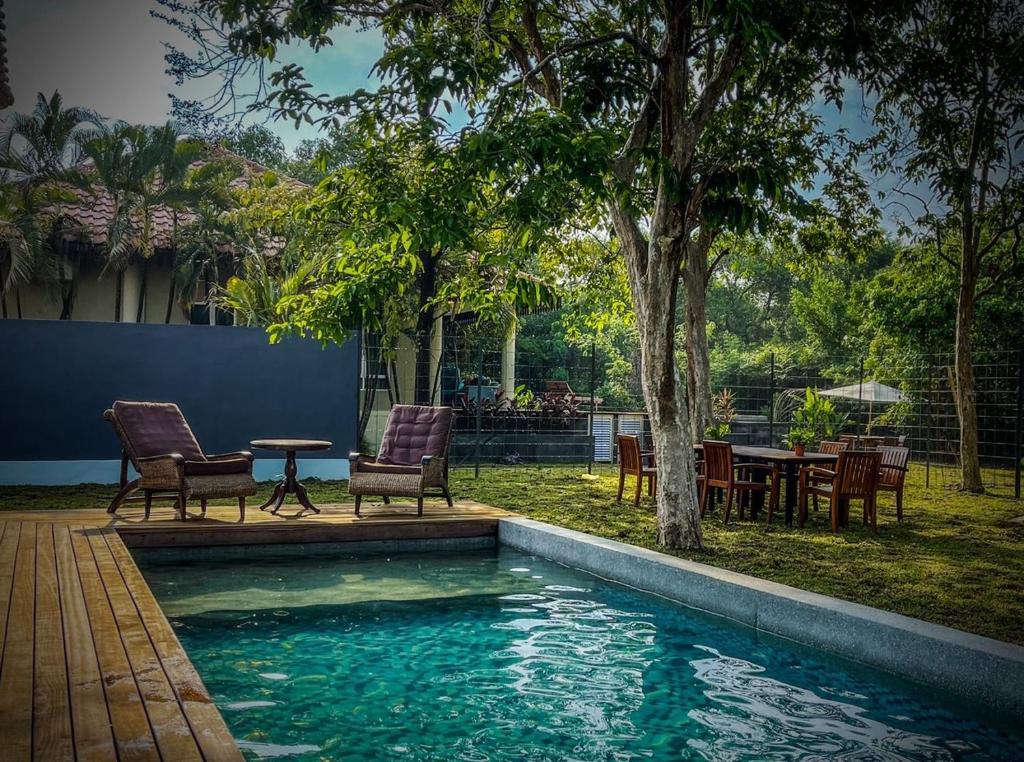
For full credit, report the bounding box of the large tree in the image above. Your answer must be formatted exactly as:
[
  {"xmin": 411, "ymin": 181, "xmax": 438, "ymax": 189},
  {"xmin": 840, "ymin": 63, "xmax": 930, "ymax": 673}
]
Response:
[
  {"xmin": 866, "ymin": 0, "xmax": 1024, "ymax": 492},
  {"xmin": 164, "ymin": 0, "xmax": 901, "ymax": 548}
]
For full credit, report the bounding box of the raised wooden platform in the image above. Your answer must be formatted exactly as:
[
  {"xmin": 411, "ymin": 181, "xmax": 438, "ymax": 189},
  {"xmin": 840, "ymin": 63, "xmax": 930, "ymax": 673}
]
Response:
[{"xmin": 0, "ymin": 500, "xmax": 510, "ymax": 760}]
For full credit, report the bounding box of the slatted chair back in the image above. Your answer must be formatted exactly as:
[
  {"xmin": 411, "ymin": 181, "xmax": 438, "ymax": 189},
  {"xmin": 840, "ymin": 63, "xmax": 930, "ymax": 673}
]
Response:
[
  {"xmin": 617, "ymin": 435, "xmax": 642, "ymax": 473},
  {"xmin": 878, "ymin": 446, "xmax": 910, "ymax": 488},
  {"xmin": 702, "ymin": 440, "xmax": 734, "ymax": 485},
  {"xmin": 834, "ymin": 450, "xmax": 882, "ymax": 498},
  {"xmin": 838, "ymin": 434, "xmax": 858, "ymax": 450},
  {"xmin": 818, "ymin": 440, "xmax": 848, "ymax": 455}
]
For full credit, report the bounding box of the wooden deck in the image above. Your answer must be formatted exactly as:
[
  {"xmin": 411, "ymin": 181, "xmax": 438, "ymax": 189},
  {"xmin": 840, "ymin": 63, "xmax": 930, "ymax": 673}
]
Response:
[{"xmin": 0, "ymin": 500, "xmax": 510, "ymax": 760}]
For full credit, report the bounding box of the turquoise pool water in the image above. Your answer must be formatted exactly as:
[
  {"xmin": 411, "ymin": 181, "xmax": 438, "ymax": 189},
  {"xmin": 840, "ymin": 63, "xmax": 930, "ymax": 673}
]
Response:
[{"xmin": 136, "ymin": 545, "xmax": 1021, "ymax": 760}]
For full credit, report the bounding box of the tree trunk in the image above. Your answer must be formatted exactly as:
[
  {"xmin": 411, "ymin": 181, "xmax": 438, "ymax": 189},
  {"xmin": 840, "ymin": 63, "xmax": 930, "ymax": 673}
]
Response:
[
  {"xmin": 610, "ymin": 205, "xmax": 702, "ymax": 550},
  {"xmin": 165, "ymin": 273, "xmax": 176, "ymax": 324},
  {"xmin": 59, "ymin": 251, "xmax": 78, "ymax": 320},
  {"xmin": 683, "ymin": 233, "xmax": 713, "ymax": 441},
  {"xmin": 954, "ymin": 264, "xmax": 984, "ymax": 493},
  {"xmin": 166, "ymin": 213, "xmax": 179, "ymax": 323},
  {"xmin": 135, "ymin": 259, "xmax": 149, "ymax": 323},
  {"xmin": 113, "ymin": 270, "xmax": 123, "ymax": 322},
  {"xmin": 413, "ymin": 251, "xmax": 438, "ymax": 405}
]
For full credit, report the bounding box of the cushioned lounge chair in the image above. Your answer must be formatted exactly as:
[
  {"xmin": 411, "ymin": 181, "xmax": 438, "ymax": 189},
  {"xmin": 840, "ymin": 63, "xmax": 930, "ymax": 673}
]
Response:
[
  {"xmin": 104, "ymin": 401, "xmax": 257, "ymax": 521},
  {"xmin": 348, "ymin": 404, "xmax": 454, "ymax": 516}
]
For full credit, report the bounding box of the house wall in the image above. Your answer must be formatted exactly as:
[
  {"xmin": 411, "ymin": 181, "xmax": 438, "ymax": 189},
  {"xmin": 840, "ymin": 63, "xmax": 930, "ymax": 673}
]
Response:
[
  {"xmin": 3, "ymin": 259, "xmax": 191, "ymax": 325},
  {"xmin": 144, "ymin": 265, "xmax": 190, "ymax": 324},
  {"xmin": 0, "ymin": 319, "xmax": 359, "ymax": 485}
]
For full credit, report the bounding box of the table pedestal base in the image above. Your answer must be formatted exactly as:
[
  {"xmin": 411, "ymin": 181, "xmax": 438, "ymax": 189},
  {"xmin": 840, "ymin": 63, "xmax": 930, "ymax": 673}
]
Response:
[{"xmin": 258, "ymin": 450, "xmax": 320, "ymax": 514}]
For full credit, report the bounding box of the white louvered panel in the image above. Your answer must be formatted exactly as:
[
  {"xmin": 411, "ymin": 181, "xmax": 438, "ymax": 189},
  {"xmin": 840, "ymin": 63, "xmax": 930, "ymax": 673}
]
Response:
[
  {"xmin": 618, "ymin": 414, "xmax": 644, "ymax": 437},
  {"xmin": 592, "ymin": 414, "xmax": 613, "ymax": 462}
]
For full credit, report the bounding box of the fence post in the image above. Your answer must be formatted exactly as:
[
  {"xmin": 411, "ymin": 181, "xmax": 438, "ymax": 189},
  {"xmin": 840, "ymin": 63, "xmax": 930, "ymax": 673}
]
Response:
[
  {"xmin": 475, "ymin": 346, "xmax": 483, "ymax": 479},
  {"xmin": 1015, "ymin": 348, "xmax": 1023, "ymax": 499},
  {"xmin": 354, "ymin": 329, "xmax": 363, "ymax": 452},
  {"xmin": 926, "ymin": 362, "xmax": 933, "ymax": 488},
  {"xmin": 768, "ymin": 352, "xmax": 776, "ymax": 446},
  {"xmin": 589, "ymin": 340, "xmax": 596, "ymax": 475}
]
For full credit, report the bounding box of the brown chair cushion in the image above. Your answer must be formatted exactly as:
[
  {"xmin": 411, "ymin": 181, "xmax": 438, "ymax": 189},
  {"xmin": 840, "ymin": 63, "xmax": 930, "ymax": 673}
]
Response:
[
  {"xmin": 184, "ymin": 458, "xmax": 250, "ymax": 476},
  {"xmin": 376, "ymin": 405, "xmax": 453, "ymax": 466},
  {"xmin": 113, "ymin": 401, "xmax": 205, "ymax": 461}
]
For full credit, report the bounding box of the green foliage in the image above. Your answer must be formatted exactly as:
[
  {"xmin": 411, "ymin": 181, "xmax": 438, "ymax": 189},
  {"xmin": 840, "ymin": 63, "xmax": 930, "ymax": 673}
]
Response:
[
  {"xmin": 790, "ymin": 387, "xmax": 849, "ymax": 443},
  {"xmin": 705, "ymin": 388, "xmax": 738, "ymax": 438},
  {"xmin": 0, "ymin": 91, "xmax": 98, "ymax": 308},
  {"xmin": 783, "ymin": 427, "xmax": 815, "ymax": 448},
  {"xmin": 220, "ymin": 124, "xmax": 288, "ymax": 170}
]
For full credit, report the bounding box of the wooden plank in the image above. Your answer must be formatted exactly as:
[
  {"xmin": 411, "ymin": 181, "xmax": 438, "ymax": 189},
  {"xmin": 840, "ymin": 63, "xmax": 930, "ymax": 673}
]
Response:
[
  {"xmin": 0, "ymin": 522, "xmax": 20, "ymax": 675},
  {"xmin": 70, "ymin": 525, "xmax": 160, "ymax": 762},
  {"xmin": 85, "ymin": 528, "xmax": 203, "ymax": 762},
  {"xmin": 54, "ymin": 525, "xmax": 117, "ymax": 762},
  {"xmin": 0, "ymin": 522, "xmax": 36, "ymax": 761},
  {"xmin": 33, "ymin": 524, "xmax": 74, "ymax": 761},
  {"xmin": 102, "ymin": 529, "xmax": 244, "ymax": 762},
  {"xmin": 0, "ymin": 500, "xmax": 511, "ymax": 526}
]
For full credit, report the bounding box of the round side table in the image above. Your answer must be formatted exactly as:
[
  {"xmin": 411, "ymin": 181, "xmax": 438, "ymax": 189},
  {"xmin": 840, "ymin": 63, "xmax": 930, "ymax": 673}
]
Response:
[{"xmin": 250, "ymin": 439, "xmax": 332, "ymax": 514}]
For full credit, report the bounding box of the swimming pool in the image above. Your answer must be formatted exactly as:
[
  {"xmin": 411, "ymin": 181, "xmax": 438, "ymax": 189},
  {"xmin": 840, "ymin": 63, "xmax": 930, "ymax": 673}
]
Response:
[{"xmin": 136, "ymin": 545, "xmax": 1021, "ymax": 760}]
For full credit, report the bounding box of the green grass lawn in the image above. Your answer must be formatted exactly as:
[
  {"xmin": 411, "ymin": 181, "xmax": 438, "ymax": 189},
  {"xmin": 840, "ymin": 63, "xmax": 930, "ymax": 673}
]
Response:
[{"xmin": 3, "ymin": 464, "xmax": 1022, "ymax": 645}]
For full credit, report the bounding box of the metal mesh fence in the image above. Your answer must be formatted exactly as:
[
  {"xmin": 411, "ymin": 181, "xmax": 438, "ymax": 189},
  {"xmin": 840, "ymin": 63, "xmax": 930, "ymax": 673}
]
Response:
[{"xmin": 359, "ymin": 327, "xmax": 1023, "ymax": 498}]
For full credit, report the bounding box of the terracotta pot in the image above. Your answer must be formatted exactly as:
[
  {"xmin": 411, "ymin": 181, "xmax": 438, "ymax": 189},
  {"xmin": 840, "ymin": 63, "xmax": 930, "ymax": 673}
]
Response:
[{"xmin": 794, "ymin": 443, "xmax": 806, "ymax": 457}]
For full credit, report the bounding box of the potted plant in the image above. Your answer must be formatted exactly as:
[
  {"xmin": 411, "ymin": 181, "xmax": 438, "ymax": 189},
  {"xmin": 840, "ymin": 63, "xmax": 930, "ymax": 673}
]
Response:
[
  {"xmin": 704, "ymin": 388, "xmax": 737, "ymax": 441},
  {"xmin": 784, "ymin": 427, "xmax": 814, "ymax": 457}
]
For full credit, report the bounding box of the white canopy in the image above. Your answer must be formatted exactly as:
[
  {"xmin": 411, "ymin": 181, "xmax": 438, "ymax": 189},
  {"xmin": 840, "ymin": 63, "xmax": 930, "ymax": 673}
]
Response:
[{"xmin": 819, "ymin": 380, "xmax": 907, "ymax": 404}]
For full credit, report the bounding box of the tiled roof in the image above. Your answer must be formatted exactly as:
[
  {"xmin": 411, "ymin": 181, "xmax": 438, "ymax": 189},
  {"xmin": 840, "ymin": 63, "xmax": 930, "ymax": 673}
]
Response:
[{"xmin": 57, "ymin": 145, "xmax": 305, "ymax": 251}]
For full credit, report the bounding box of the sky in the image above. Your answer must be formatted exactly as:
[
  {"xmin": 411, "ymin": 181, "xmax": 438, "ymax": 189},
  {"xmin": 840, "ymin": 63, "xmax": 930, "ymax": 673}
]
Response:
[
  {"xmin": 2, "ymin": 0, "xmax": 383, "ymax": 150},
  {"xmin": 1, "ymin": 0, "xmax": 918, "ymax": 227}
]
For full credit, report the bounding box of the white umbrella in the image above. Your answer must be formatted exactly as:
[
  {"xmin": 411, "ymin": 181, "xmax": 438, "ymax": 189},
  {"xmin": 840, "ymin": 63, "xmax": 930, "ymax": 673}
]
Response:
[
  {"xmin": 820, "ymin": 380, "xmax": 908, "ymax": 430},
  {"xmin": 819, "ymin": 381, "xmax": 907, "ymax": 405}
]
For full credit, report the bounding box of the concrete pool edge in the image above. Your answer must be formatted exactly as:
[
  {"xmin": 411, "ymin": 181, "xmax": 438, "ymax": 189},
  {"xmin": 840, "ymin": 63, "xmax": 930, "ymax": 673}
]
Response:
[{"xmin": 497, "ymin": 516, "xmax": 1024, "ymax": 717}]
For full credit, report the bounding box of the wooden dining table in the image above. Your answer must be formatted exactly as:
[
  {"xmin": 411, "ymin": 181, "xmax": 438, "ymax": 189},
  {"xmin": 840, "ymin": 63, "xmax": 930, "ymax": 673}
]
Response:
[{"xmin": 695, "ymin": 444, "xmax": 839, "ymax": 526}]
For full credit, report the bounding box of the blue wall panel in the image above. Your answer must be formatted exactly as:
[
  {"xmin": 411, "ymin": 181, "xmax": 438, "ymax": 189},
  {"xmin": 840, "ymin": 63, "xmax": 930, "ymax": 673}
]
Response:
[{"xmin": 0, "ymin": 320, "xmax": 358, "ymax": 481}]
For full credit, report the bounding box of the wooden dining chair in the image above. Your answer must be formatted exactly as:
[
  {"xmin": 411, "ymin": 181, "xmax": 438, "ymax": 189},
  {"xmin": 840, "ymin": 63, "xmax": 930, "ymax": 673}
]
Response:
[
  {"xmin": 700, "ymin": 441, "xmax": 780, "ymax": 524},
  {"xmin": 799, "ymin": 450, "xmax": 883, "ymax": 532},
  {"xmin": 819, "ymin": 440, "xmax": 849, "ymax": 455},
  {"xmin": 616, "ymin": 435, "xmax": 656, "ymax": 506},
  {"xmin": 877, "ymin": 446, "xmax": 910, "ymax": 521},
  {"xmin": 808, "ymin": 440, "xmax": 849, "ymax": 512},
  {"xmin": 838, "ymin": 434, "xmax": 858, "ymax": 449}
]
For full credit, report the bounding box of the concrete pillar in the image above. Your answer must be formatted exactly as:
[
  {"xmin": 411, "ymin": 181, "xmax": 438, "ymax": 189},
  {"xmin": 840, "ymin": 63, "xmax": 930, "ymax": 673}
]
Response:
[
  {"xmin": 120, "ymin": 264, "xmax": 142, "ymax": 323},
  {"xmin": 501, "ymin": 326, "xmax": 516, "ymax": 395}
]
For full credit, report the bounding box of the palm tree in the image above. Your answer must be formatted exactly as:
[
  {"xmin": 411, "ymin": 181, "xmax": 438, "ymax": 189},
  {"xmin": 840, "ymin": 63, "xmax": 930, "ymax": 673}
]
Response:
[
  {"xmin": 165, "ymin": 156, "xmax": 240, "ymax": 323},
  {"xmin": 0, "ymin": 91, "xmax": 98, "ymax": 317},
  {"xmin": 80, "ymin": 122, "xmax": 204, "ymax": 321}
]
